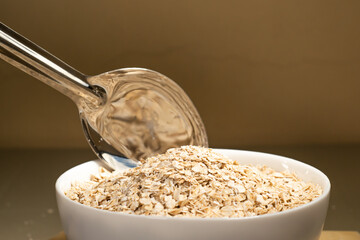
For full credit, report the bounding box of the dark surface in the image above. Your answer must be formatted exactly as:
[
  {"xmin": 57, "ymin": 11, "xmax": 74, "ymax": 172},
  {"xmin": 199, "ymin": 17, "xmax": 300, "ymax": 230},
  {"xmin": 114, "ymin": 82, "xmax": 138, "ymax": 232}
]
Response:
[
  {"xmin": 0, "ymin": 149, "xmax": 94, "ymax": 240},
  {"xmin": 0, "ymin": 146, "xmax": 359, "ymax": 239}
]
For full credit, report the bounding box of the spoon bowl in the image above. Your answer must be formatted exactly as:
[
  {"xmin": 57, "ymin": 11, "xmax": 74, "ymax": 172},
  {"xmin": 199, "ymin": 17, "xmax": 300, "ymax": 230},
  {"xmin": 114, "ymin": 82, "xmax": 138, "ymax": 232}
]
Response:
[{"xmin": 82, "ymin": 68, "xmax": 208, "ymax": 169}]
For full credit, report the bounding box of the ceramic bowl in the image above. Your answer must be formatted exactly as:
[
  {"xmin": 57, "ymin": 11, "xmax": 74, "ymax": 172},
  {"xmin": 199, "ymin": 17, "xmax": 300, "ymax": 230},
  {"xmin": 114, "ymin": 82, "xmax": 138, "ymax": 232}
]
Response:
[{"xmin": 56, "ymin": 149, "xmax": 330, "ymax": 240}]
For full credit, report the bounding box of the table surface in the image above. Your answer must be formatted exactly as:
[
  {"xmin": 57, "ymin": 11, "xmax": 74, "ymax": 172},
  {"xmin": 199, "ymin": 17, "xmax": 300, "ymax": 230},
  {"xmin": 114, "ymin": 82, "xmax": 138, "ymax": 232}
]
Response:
[
  {"xmin": 0, "ymin": 145, "xmax": 359, "ymax": 239},
  {"xmin": 49, "ymin": 231, "xmax": 360, "ymax": 240}
]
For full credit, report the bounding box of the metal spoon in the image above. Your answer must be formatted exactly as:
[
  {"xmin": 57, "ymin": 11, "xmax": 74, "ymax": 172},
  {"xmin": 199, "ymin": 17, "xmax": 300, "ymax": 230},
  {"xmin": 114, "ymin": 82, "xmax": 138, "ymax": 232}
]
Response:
[{"xmin": 0, "ymin": 22, "xmax": 208, "ymax": 170}]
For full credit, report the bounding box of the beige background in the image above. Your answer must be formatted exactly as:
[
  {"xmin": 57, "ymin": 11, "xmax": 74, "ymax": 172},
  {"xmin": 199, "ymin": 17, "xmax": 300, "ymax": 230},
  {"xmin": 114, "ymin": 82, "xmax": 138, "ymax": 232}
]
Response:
[
  {"xmin": 1, "ymin": 0, "xmax": 360, "ymax": 149},
  {"xmin": 1, "ymin": 2, "xmax": 360, "ymax": 237}
]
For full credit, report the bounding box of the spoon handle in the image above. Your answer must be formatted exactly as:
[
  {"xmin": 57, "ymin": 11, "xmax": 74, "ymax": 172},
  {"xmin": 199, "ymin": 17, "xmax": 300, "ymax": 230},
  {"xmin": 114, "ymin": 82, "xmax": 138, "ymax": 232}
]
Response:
[{"xmin": 0, "ymin": 22, "xmax": 102, "ymax": 105}]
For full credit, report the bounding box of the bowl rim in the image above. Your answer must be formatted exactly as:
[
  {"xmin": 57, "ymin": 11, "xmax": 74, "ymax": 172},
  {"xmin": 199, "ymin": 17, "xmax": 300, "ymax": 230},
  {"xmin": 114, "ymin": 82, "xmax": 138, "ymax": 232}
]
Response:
[{"xmin": 56, "ymin": 148, "xmax": 331, "ymax": 222}]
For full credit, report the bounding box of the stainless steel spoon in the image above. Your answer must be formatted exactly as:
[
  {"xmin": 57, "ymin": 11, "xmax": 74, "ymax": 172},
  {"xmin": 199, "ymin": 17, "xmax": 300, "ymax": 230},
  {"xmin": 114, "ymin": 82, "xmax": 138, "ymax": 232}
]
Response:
[{"xmin": 0, "ymin": 22, "xmax": 208, "ymax": 170}]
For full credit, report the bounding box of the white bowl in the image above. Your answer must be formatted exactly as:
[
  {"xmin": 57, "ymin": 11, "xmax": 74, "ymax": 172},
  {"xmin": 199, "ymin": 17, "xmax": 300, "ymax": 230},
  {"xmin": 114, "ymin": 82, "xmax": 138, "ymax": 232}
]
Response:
[{"xmin": 56, "ymin": 149, "xmax": 330, "ymax": 240}]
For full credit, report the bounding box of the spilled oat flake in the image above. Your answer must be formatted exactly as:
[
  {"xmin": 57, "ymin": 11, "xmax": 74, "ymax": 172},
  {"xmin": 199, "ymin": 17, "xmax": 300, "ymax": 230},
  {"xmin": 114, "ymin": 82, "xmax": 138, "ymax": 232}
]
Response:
[{"xmin": 65, "ymin": 146, "xmax": 322, "ymax": 218}]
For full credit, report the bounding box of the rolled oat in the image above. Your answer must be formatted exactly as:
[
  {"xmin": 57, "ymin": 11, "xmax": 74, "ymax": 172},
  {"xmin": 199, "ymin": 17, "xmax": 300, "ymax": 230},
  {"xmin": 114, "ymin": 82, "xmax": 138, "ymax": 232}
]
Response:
[{"xmin": 65, "ymin": 146, "xmax": 322, "ymax": 217}]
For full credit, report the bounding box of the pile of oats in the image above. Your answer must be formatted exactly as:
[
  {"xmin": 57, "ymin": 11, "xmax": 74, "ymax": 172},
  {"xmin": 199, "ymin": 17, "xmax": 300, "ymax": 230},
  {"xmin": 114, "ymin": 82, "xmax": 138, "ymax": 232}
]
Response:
[{"xmin": 65, "ymin": 146, "xmax": 322, "ymax": 218}]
